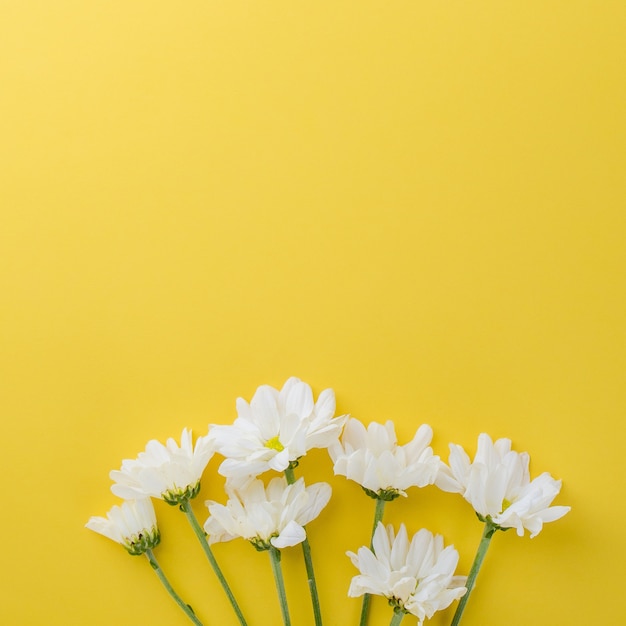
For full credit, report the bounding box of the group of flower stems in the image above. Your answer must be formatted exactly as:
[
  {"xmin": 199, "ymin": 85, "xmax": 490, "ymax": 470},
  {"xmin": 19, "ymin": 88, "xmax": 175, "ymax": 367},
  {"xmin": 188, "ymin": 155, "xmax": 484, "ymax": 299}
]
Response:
[
  {"xmin": 144, "ymin": 462, "xmax": 321, "ymax": 626},
  {"xmin": 146, "ymin": 472, "xmax": 491, "ymax": 626},
  {"xmin": 89, "ymin": 378, "xmax": 568, "ymax": 625}
]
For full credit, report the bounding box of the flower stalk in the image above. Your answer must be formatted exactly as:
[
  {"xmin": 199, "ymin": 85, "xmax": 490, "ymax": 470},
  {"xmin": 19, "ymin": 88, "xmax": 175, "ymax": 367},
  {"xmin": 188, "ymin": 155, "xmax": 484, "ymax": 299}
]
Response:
[
  {"xmin": 389, "ymin": 610, "xmax": 405, "ymax": 626},
  {"xmin": 180, "ymin": 500, "xmax": 248, "ymax": 626},
  {"xmin": 284, "ymin": 464, "xmax": 323, "ymax": 626},
  {"xmin": 358, "ymin": 497, "xmax": 386, "ymax": 626},
  {"xmin": 145, "ymin": 549, "xmax": 203, "ymax": 625},
  {"xmin": 269, "ymin": 546, "xmax": 292, "ymax": 626},
  {"xmin": 450, "ymin": 521, "xmax": 497, "ymax": 626},
  {"xmin": 370, "ymin": 498, "xmax": 386, "ymax": 547}
]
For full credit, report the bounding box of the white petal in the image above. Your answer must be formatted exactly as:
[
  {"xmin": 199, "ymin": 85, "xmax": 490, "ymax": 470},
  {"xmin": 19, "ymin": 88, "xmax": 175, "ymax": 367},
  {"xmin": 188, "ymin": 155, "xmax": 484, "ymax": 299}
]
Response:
[
  {"xmin": 285, "ymin": 381, "xmax": 314, "ymax": 418},
  {"xmin": 297, "ymin": 482, "xmax": 332, "ymax": 526},
  {"xmin": 272, "ymin": 520, "xmax": 306, "ymax": 548}
]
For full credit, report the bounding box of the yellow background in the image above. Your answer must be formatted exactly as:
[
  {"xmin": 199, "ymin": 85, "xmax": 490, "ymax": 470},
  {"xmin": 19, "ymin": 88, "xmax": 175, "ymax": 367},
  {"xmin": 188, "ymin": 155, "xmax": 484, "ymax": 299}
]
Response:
[{"xmin": 1, "ymin": 1, "xmax": 624, "ymax": 624}]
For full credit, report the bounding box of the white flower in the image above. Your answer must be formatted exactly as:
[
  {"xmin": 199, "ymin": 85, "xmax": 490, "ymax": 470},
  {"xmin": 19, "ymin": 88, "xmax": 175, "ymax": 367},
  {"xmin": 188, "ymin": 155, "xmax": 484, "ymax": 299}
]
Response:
[
  {"xmin": 110, "ymin": 428, "xmax": 214, "ymax": 505},
  {"xmin": 85, "ymin": 498, "xmax": 160, "ymax": 555},
  {"xmin": 436, "ymin": 433, "xmax": 570, "ymax": 537},
  {"xmin": 204, "ymin": 476, "xmax": 331, "ymax": 550},
  {"xmin": 329, "ymin": 418, "xmax": 440, "ymax": 500},
  {"xmin": 209, "ymin": 377, "xmax": 347, "ymax": 479},
  {"xmin": 347, "ymin": 523, "xmax": 466, "ymax": 624}
]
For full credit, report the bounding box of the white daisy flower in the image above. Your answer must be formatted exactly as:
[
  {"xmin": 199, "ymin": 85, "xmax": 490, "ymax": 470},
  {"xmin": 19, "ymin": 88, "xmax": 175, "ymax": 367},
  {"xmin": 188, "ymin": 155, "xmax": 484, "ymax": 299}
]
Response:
[
  {"xmin": 329, "ymin": 418, "xmax": 440, "ymax": 500},
  {"xmin": 110, "ymin": 428, "xmax": 214, "ymax": 505},
  {"xmin": 436, "ymin": 433, "xmax": 570, "ymax": 537},
  {"xmin": 209, "ymin": 377, "xmax": 347, "ymax": 479},
  {"xmin": 204, "ymin": 476, "xmax": 331, "ymax": 550},
  {"xmin": 86, "ymin": 498, "xmax": 160, "ymax": 555},
  {"xmin": 347, "ymin": 523, "xmax": 466, "ymax": 625}
]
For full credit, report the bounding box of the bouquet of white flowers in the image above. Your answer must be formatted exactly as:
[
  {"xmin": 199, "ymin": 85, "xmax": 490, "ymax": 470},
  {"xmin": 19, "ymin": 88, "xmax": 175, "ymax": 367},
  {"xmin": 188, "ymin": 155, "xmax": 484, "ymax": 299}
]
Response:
[{"xmin": 87, "ymin": 377, "xmax": 569, "ymax": 626}]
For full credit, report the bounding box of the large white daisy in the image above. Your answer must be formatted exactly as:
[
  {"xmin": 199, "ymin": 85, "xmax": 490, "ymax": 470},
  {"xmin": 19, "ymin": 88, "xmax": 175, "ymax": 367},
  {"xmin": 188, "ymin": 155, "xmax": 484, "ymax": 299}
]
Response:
[
  {"xmin": 436, "ymin": 433, "xmax": 570, "ymax": 537},
  {"xmin": 347, "ymin": 523, "xmax": 466, "ymax": 624},
  {"xmin": 204, "ymin": 476, "xmax": 331, "ymax": 550},
  {"xmin": 110, "ymin": 428, "xmax": 214, "ymax": 505},
  {"xmin": 329, "ymin": 418, "xmax": 440, "ymax": 500},
  {"xmin": 209, "ymin": 377, "xmax": 347, "ymax": 479}
]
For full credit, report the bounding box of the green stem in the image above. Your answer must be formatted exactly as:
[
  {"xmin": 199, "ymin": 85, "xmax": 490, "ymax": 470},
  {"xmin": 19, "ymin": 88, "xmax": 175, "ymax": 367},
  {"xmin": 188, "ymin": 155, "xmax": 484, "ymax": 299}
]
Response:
[
  {"xmin": 284, "ymin": 466, "xmax": 297, "ymax": 485},
  {"xmin": 450, "ymin": 522, "xmax": 497, "ymax": 626},
  {"xmin": 269, "ymin": 546, "xmax": 292, "ymax": 626},
  {"xmin": 369, "ymin": 498, "xmax": 386, "ymax": 547},
  {"xmin": 389, "ymin": 610, "xmax": 405, "ymax": 626},
  {"xmin": 284, "ymin": 465, "xmax": 323, "ymax": 626},
  {"xmin": 359, "ymin": 498, "xmax": 386, "ymax": 626},
  {"xmin": 181, "ymin": 501, "xmax": 248, "ymax": 626},
  {"xmin": 145, "ymin": 549, "xmax": 204, "ymax": 625}
]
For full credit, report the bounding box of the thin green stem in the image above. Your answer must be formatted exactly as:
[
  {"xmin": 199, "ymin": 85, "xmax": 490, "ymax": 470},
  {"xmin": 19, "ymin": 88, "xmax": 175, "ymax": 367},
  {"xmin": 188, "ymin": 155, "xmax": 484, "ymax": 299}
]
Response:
[
  {"xmin": 145, "ymin": 549, "xmax": 204, "ymax": 626},
  {"xmin": 450, "ymin": 522, "xmax": 496, "ymax": 626},
  {"xmin": 370, "ymin": 498, "xmax": 386, "ymax": 548},
  {"xmin": 389, "ymin": 610, "xmax": 405, "ymax": 626},
  {"xmin": 269, "ymin": 546, "xmax": 292, "ymax": 626},
  {"xmin": 284, "ymin": 466, "xmax": 297, "ymax": 485},
  {"xmin": 180, "ymin": 501, "xmax": 248, "ymax": 626},
  {"xmin": 359, "ymin": 498, "xmax": 386, "ymax": 626},
  {"xmin": 284, "ymin": 465, "xmax": 323, "ymax": 626}
]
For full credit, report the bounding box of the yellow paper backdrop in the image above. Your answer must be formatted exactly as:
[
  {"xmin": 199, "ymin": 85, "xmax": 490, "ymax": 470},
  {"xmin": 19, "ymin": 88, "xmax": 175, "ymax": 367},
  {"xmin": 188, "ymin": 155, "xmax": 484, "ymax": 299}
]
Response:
[{"xmin": 1, "ymin": 1, "xmax": 624, "ymax": 624}]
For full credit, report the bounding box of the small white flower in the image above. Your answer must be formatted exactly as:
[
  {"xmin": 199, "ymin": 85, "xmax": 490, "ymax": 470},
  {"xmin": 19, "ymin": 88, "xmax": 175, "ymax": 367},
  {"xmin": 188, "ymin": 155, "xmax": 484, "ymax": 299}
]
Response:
[
  {"xmin": 110, "ymin": 428, "xmax": 214, "ymax": 505},
  {"xmin": 329, "ymin": 418, "xmax": 440, "ymax": 500},
  {"xmin": 347, "ymin": 523, "xmax": 466, "ymax": 625},
  {"xmin": 436, "ymin": 433, "xmax": 570, "ymax": 537},
  {"xmin": 86, "ymin": 498, "xmax": 160, "ymax": 555},
  {"xmin": 209, "ymin": 377, "xmax": 347, "ymax": 479},
  {"xmin": 204, "ymin": 476, "xmax": 331, "ymax": 550}
]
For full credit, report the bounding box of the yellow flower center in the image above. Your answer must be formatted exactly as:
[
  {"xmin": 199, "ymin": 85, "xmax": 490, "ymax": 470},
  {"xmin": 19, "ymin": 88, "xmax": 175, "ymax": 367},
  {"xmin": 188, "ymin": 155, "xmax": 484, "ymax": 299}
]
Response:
[
  {"xmin": 501, "ymin": 498, "xmax": 512, "ymax": 512},
  {"xmin": 265, "ymin": 436, "xmax": 284, "ymax": 452}
]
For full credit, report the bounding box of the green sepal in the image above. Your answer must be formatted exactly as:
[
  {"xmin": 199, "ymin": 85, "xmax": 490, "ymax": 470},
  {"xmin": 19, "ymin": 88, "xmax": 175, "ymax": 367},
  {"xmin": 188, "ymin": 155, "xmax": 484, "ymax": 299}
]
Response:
[
  {"xmin": 124, "ymin": 527, "xmax": 161, "ymax": 556},
  {"xmin": 475, "ymin": 513, "xmax": 510, "ymax": 537},
  {"xmin": 250, "ymin": 535, "xmax": 278, "ymax": 552},
  {"xmin": 163, "ymin": 480, "xmax": 202, "ymax": 506},
  {"xmin": 387, "ymin": 596, "xmax": 409, "ymax": 613},
  {"xmin": 362, "ymin": 486, "xmax": 402, "ymax": 502}
]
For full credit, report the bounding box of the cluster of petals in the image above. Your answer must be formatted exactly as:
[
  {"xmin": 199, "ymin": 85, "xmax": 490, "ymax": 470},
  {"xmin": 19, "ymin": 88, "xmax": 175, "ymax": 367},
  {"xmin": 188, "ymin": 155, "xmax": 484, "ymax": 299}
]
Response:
[
  {"xmin": 209, "ymin": 377, "xmax": 347, "ymax": 479},
  {"xmin": 329, "ymin": 419, "xmax": 440, "ymax": 498},
  {"xmin": 110, "ymin": 428, "xmax": 214, "ymax": 504},
  {"xmin": 204, "ymin": 476, "xmax": 331, "ymax": 550},
  {"xmin": 347, "ymin": 523, "xmax": 466, "ymax": 624},
  {"xmin": 85, "ymin": 497, "xmax": 160, "ymax": 555},
  {"xmin": 436, "ymin": 433, "xmax": 570, "ymax": 537}
]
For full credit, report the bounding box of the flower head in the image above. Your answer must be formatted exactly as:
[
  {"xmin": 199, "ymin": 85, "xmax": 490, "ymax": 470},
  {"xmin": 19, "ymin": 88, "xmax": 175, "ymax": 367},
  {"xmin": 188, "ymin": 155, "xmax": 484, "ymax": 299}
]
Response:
[
  {"xmin": 86, "ymin": 498, "xmax": 160, "ymax": 555},
  {"xmin": 209, "ymin": 377, "xmax": 347, "ymax": 479},
  {"xmin": 329, "ymin": 419, "xmax": 440, "ymax": 500},
  {"xmin": 436, "ymin": 433, "xmax": 570, "ymax": 537},
  {"xmin": 110, "ymin": 428, "xmax": 213, "ymax": 505},
  {"xmin": 347, "ymin": 523, "xmax": 466, "ymax": 624},
  {"xmin": 204, "ymin": 476, "xmax": 331, "ymax": 550}
]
